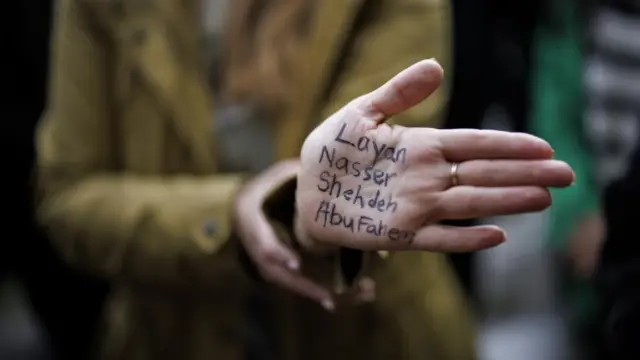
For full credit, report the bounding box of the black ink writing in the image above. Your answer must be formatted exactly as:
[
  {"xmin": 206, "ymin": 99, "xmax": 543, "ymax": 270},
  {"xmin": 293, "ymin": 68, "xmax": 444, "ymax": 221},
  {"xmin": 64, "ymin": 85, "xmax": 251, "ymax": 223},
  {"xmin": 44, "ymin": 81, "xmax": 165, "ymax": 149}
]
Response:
[
  {"xmin": 334, "ymin": 123, "xmax": 407, "ymax": 164},
  {"xmin": 314, "ymin": 201, "xmax": 414, "ymax": 243},
  {"xmin": 317, "ymin": 171, "xmax": 398, "ymax": 213},
  {"xmin": 312, "ymin": 122, "xmax": 411, "ymax": 244},
  {"xmin": 318, "ymin": 145, "xmax": 397, "ymax": 187}
]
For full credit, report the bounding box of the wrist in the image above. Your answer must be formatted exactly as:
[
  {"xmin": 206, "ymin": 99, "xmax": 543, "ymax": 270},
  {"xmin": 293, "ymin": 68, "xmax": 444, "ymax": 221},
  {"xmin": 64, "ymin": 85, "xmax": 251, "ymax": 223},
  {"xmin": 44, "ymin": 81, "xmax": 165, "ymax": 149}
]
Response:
[{"xmin": 294, "ymin": 212, "xmax": 338, "ymax": 255}]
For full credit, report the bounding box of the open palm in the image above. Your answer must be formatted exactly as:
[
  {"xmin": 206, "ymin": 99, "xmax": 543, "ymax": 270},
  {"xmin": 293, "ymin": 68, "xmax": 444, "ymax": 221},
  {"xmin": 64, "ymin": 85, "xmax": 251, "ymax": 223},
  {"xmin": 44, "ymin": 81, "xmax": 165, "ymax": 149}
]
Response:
[{"xmin": 296, "ymin": 60, "xmax": 574, "ymax": 252}]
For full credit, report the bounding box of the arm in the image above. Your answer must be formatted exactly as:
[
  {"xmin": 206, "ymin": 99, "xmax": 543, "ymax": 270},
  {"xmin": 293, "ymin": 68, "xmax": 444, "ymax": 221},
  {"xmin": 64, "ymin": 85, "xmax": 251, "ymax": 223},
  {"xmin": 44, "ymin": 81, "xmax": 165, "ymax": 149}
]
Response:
[
  {"xmin": 37, "ymin": 0, "xmax": 246, "ymax": 287},
  {"xmin": 321, "ymin": 0, "xmax": 452, "ymax": 128}
]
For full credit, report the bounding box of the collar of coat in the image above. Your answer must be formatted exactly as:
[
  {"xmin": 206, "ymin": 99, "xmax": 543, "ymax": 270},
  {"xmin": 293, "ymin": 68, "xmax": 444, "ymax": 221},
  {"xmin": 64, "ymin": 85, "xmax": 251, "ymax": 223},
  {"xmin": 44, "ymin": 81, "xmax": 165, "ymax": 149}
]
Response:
[{"xmin": 87, "ymin": 0, "xmax": 367, "ymax": 163}]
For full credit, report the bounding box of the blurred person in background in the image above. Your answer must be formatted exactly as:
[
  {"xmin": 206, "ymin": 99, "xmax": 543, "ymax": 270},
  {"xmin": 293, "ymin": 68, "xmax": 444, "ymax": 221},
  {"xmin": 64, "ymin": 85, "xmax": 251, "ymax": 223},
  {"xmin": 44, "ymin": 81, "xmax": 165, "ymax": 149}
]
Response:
[
  {"xmin": 443, "ymin": 0, "xmax": 548, "ymax": 303},
  {"xmin": 446, "ymin": 1, "xmax": 603, "ymax": 359},
  {"xmin": 589, "ymin": 0, "xmax": 640, "ymax": 359},
  {"xmin": 532, "ymin": 0, "xmax": 640, "ymax": 359},
  {"xmin": 35, "ymin": 0, "xmax": 475, "ymax": 359},
  {"xmin": 529, "ymin": 0, "xmax": 605, "ymax": 358},
  {"xmin": 445, "ymin": 3, "xmax": 581, "ymax": 360}
]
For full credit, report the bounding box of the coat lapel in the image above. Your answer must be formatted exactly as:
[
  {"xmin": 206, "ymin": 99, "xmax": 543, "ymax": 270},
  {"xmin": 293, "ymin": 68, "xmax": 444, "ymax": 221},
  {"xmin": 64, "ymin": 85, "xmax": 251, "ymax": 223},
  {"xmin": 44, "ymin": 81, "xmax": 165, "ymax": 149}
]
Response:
[
  {"xmin": 117, "ymin": 0, "xmax": 368, "ymax": 167},
  {"xmin": 121, "ymin": 0, "xmax": 215, "ymax": 172},
  {"xmin": 275, "ymin": 0, "xmax": 367, "ymax": 160}
]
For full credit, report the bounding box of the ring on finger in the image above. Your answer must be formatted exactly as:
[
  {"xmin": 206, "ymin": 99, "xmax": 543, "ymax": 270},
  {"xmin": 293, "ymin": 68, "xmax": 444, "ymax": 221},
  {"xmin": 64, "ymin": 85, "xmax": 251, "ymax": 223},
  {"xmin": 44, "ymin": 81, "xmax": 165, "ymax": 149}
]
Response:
[{"xmin": 450, "ymin": 162, "xmax": 460, "ymax": 187}]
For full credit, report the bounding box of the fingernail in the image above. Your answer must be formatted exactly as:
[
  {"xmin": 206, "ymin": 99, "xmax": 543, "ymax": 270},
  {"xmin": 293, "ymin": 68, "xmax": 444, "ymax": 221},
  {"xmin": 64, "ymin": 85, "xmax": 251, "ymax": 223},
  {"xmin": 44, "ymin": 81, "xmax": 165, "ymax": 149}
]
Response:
[
  {"xmin": 287, "ymin": 260, "xmax": 299, "ymax": 271},
  {"xmin": 321, "ymin": 299, "xmax": 335, "ymax": 312},
  {"xmin": 551, "ymin": 149, "xmax": 555, "ymax": 158}
]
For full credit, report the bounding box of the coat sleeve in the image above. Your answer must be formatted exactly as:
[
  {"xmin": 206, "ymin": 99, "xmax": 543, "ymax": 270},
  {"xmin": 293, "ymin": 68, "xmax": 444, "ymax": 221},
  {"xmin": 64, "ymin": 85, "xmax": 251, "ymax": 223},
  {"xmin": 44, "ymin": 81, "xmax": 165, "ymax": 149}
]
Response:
[
  {"xmin": 36, "ymin": 0, "xmax": 250, "ymax": 288},
  {"xmin": 321, "ymin": 0, "xmax": 452, "ymax": 128}
]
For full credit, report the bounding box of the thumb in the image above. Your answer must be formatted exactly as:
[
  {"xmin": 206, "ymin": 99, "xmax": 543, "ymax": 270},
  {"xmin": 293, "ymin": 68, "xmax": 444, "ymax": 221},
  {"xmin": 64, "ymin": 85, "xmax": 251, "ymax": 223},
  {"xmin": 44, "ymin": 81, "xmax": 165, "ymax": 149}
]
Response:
[
  {"xmin": 254, "ymin": 213, "xmax": 302, "ymax": 271},
  {"xmin": 357, "ymin": 59, "xmax": 443, "ymax": 123},
  {"xmin": 237, "ymin": 195, "xmax": 302, "ymax": 271}
]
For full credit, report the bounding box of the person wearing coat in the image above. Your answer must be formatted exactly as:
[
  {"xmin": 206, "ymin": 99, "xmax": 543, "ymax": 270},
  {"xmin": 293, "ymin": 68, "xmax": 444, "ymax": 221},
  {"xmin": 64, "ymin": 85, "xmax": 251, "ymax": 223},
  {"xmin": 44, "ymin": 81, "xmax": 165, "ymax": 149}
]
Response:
[{"xmin": 36, "ymin": 0, "xmax": 475, "ymax": 359}]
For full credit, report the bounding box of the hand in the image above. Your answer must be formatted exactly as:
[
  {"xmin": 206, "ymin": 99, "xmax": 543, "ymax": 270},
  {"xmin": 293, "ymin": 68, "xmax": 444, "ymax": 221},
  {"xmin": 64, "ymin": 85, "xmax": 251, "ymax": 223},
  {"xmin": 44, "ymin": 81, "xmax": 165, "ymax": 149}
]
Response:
[
  {"xmin": 234, "ymin": 160, "xmax": 373, "ymax": 311},
  {"xmin": 567, "ymin": 213, "xmax": 606, "ymax": 279},
  {"xmin": 296, "ymin": 59, "xmax": 575, "ymax": 252}
]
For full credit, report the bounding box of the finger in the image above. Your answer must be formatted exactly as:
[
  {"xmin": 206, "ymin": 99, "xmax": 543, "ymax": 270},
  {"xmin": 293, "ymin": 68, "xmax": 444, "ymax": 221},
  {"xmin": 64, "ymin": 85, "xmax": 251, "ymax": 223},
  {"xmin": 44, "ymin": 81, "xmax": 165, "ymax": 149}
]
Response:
[
  {"xmin": 249, "ymin": 212, "xmax": 302, "ymax": 271},
  {"xmin": 456, "ymin": 159, "xmax": 574, "ymax": 187},
  {"xmin": 265, "ymin": 265, "xmax": 335, "ymax": 311},
  {"xmin": 409, "ymin": 224, "xmax": 506, "ymax": 252},
  {"xmin": 264, "ymin": 240, "xmax": 301, "ymax": 271},
  {"xmin": 438, "ymin": 129, "xmax": 554, "ymax": 161},
  {"xmin": 436, "ymin": 186, "xmax": 552, "ymax": 220},
  {"xmin": 353, "ymin": 277, "xmax": 376, "ymax": 304},
  {"xmin": 355, "ymin": 59, "xmax": 444, "ymax": 122},
  {"xmin": 338, "ymin": 277, "xmax": 376, "ymax": 307}
]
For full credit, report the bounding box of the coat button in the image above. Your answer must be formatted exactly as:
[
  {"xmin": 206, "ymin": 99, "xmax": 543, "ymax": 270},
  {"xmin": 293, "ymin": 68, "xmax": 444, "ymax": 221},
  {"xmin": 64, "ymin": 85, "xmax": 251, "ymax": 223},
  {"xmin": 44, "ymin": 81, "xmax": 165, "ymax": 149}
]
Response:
[{"xmin": 203, "ymin": 219, "xmax": 218, "ymax": 237}]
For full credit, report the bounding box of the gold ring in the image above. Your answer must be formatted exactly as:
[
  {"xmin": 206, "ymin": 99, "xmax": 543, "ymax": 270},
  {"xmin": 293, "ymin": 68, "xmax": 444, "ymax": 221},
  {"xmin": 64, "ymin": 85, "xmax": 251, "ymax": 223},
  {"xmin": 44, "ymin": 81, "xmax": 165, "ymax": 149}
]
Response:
[{"xmin": 450, "ymin": 162, "xmax": 460, "ymax": 187}]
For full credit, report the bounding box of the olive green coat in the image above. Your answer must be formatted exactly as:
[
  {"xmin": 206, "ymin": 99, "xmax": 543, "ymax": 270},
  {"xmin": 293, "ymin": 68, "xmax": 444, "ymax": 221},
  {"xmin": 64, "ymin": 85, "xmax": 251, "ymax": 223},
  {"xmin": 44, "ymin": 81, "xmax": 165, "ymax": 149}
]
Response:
[{"xmin": 36, "ymin": 0, "xmax": 475, "ymax": 359}]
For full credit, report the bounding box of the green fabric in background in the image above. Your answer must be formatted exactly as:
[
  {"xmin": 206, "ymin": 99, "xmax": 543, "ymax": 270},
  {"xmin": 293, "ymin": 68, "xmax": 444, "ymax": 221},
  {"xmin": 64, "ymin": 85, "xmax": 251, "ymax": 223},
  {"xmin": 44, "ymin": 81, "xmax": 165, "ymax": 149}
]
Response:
[
  {"xmin": 530, "ymin": 1, "xmax": 599, "ymax": 249},
  {"xmin": 529, "ymin": 0, "xmax": 600, "ymax": 335}
]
